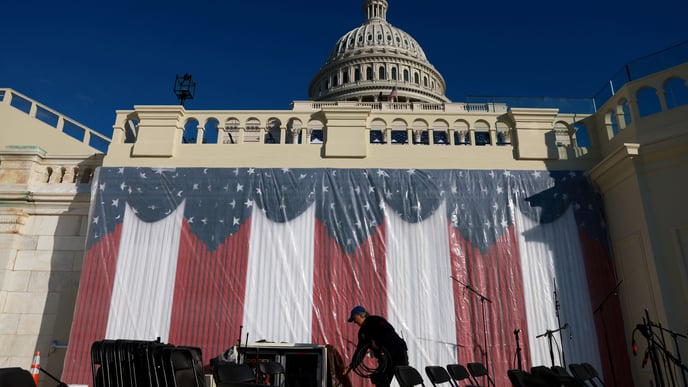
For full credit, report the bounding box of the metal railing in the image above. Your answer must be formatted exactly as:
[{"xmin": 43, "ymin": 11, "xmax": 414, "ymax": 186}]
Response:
[
  {"xmin": 467, "ymin": 40, "xmax": 688, "ymax": 114},
  {"xmin": 592, "ymin": 40, "xmax": 688, "ymax": 110}
]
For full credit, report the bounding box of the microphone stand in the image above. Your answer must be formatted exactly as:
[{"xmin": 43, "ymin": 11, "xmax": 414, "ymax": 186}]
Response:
[
  {"xmin": 514, "ymin": 329, "xmax": 523, "ymax": 371},
  {"xmin": 451, "ymin": 276, "xmax": 494, "ymax": 387},
  {"xmin": 553, "ymin": 279, "xmax": 567, "ymax": 368},
  {"xmin": 593, "ymin": 279, "xmax": 622, "ymax": 387},
  {"xmin": 537, "ymin": 324, "xmax": 569, "ymax": 367},
  {"xmin": 647, "ymin": 321, "xmax": 688, "ymax": 387}
]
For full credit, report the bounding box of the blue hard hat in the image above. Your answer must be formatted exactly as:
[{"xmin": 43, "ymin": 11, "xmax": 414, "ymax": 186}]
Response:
[{"xmin": 348, "ymin": 306, "xmax": 366, "ymax": 322}]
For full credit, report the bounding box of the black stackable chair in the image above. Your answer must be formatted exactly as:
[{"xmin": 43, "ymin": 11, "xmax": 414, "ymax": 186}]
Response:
[
  {"xmin": 530, "ymin": 365, "xmax": 582, "ymax": 387},
  {"xmin": 507, "ymin": 369, "xmax": 551, "ymax": 387},
  {"xmin": 581, "ymin": 363, "xmax": 605, "ymax": 387},
  {"xmin": 395, "ymin": 365, "xmax": 426, "ymax": 387},
  {"xmin": 425, "ymin": 366, "xmax": 455, "ymax": 387},
  {"xmin": 446, "ymin": 364, "xmax": 476, "ymax": 387},
  {"xmin": 466, "ymin": 362, "xmax": 494, "ymax": 387},
  {"xmin": 569, "ymin": 363, "xmax": 604, "ymax": 387}
]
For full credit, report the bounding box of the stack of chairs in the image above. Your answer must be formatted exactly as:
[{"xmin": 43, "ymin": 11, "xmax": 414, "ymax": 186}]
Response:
[
  {"xmin": 91, "ymin": 339, "xmax": 205, "ymax": 387},
  {"xmin": 508, "ymin": 363, "xmax": 605, "ymax": 387}
]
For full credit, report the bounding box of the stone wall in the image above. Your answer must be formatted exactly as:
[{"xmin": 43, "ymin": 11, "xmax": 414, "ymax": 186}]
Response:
[{"xmin": 0, "ymin": 146, "xmax": 101, "ymax": 384}]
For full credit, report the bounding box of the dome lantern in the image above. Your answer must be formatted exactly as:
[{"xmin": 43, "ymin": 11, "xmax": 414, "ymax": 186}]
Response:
[
  {"xmin": 363, "ymin": 0, "xmax": 388, "ymax": 23},
  {"xmin": 309, "ymin": 0, "xmax": 449, "ymax": 104}
]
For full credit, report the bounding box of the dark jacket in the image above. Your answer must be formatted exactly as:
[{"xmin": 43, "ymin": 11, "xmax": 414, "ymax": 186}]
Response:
[{"xmin": 350, "ymin": 315, "xmax": 407, "ymax": 367}]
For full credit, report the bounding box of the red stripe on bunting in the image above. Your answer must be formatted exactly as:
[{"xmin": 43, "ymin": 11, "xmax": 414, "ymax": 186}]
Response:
[
  {"xmin": 449, "ymin": 224, "xmax": 529, "ymax": 387},
  {"xmin": 63, "ymin": 224, "xmax": 123, "ymax": 385},
  {"xmin": 311, "ymin": 219, "xmax": 388, "ymax": 387},
  {"xmin": 579, "ymin": 229, "xmax": 634, "ymax": 387},
  {"xmin": 168, "ymin": 218, "xmax": 252, "ymax": 366}
]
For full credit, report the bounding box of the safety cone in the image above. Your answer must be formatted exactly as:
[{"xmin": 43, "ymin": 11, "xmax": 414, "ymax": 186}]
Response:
[{"xmin": 30, "ymin": 351, "xmax": 40, "ymax": 386}]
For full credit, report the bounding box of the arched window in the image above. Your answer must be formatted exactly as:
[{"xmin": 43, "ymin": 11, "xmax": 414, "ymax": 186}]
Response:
[
  {"xmin": 391, "ymin": 120, "xmax": 408, "ymax": 144},
  {"xmin": 432, "ymin": 120, "xmax": 449, "ymax": 145},
  {"xmin": 607, "ymin": 110, "xmax": 619, "ymax": 136},
  {"xmin": 308, "ymin": 120, "xmax": 324, "ymax": 144},
  {"xmin": 553, "ymin": 122, "xmax": 570, "ymax": 147},
  {"xmin": 495, "ymin": 121, "xmax": 511, "ymax": 145},
  {"xmin": 665, "ymin": 77, "xmax": 688, "ymax": 109},
  {"xmin": 343, "ymin": 71, "xmax": 349, "ymax": 84},
  {"xmin": 366, "ymin": 66, "xmax": 374, "ymax": 80},
  {"xmin": 573, "ymin": 123, "xmax": 590, "ymax": 147},
  {"xmin": 379, "ymin": 66, "xmax": 386, "ymax": 80},
  {"xmin": 355, "ymin": 68, "xmax": 361, "ymax": 82},
  {"xmin": 224, "ymin": 118, "xmax": 240, "ymax": 144},
  {"xmin": 182, "ymin": 119, "xmax": 199, "ymax": 144},
  {"xmin": 391, "ymin": 67, "xmax": 397, "ymax": 80},
  {"xmin": 423, "ymin": 76, "xmax": 428, "ymax": 87},
  {"xmin": 453, "ymin": 121, "xmax": 469, "ymax": 145},
  {"xmin": 203, "ymin": 118, "xmax": 219, "ymax": 144},
  {"xmin": 412, "ymin": 120, "xmax": 428, "ymax": 145},
  {"xmin": 266, "ymin": 118, "xmax": 281, "ymax": 144},
  {"xmin": 414, "ymin": 72, "xmax": 419, "ymax": 84},
  {"xmin": 370, "ymin": 119, "xmax": 386, "ymax": 144},
  {"xmin": 403, "ymin": 69, "xmax": 409, "ymax": 82},
  {"xmin": 287, "ymin": 119, "xmax": 303, "ymax": 144},
  {"xmin": 474, "ymin": 121, "xmax": 490, "ymax": 146},
  {"xmin": 636, "ymin": 87, "xmax": 662, "ymax": 117},
  {"xmin": 332, "ymin": 75, "xmax": 338, "ymax": 87}
]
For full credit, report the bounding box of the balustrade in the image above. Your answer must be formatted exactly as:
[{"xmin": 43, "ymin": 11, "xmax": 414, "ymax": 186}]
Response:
[{"xmin": 0, "ymin": 88, "xmax": 111, "ymax": 152}]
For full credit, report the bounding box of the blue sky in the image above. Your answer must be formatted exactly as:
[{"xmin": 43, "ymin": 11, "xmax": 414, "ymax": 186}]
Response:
[{"xmin": 2, "ymin": 0, "xmax": 687, "ymax": 138}]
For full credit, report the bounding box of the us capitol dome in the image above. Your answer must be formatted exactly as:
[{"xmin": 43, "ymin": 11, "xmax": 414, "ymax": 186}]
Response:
[{"xmin": 309, "ymin": 0, "xmax": 450, "ymax": 104}]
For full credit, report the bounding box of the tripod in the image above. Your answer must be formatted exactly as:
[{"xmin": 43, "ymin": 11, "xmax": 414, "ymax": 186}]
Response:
[{"xmin": 451, "ymin": 276, "xmax": 494, "ymax": 387}]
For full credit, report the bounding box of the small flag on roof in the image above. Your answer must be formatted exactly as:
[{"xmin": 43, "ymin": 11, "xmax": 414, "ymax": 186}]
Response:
[{"xmin": 388, "ymin": 85, "xmax": 398, "ymax": 101}]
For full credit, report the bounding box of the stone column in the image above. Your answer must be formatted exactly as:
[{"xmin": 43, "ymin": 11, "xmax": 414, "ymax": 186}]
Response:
[
  {"xmin": 656, "ymin": 89, "xmax": 668, "ymax": 112},
  {"xmin": 196, "ymin": 125, "xmax": 205, "ymax": 144},
  {"xmin": 238, "ymin": 128, "xmax": 245, "ymax": 144},
  {"xmin": 303, "ymin": 128, "xmax": 310, "ymax": 146}
]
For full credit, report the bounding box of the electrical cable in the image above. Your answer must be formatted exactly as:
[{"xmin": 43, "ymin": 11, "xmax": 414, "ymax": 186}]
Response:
[{"xmin": 350, "ymin": 343, "xmax": 391, "ymax": 378}]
